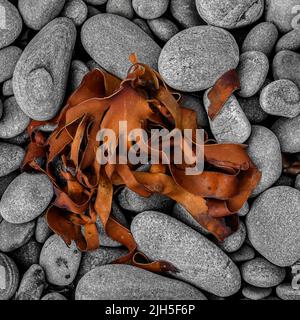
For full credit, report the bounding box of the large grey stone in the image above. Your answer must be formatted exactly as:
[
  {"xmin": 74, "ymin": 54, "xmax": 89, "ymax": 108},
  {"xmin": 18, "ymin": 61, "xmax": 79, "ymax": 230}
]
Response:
[
  {"xmin": 0, "ymin": 143, "xmax": 24, "ymax": 178},
  {"xmin": 62, "ymin": 0, "xmax": 88, "ymax": 26}
]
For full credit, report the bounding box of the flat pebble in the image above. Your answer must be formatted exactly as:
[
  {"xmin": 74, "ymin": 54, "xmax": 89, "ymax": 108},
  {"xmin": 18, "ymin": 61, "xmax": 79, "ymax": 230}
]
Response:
[
  {"xmin": 158, "ymin": 26, "xmax": 239, "ymax": 92},
  {"xmin": 247, "ymin": 186, "xmax": 300, "ymax": 267},
  {"xmin": 0, "ymin": 172, "xmax": 18, "ymax": 199},
  {"xmin": 196, "ymin": 0, "xmax": 264, "ymax": 29},
  {"xmin": 0, "ymin": 0, "xmax": 23, "ymax": 49},
  {"xmin": 0, "ymin": 220, "xmax": 35, "ymax": 252},
  {"xmin": 246, "ymin": 125, "xmax": 282, "ymax": 197},
  {"xmin": 170, "ymin": 0, "xmax": 203, "ymax": 28},
  {"xmin": 242, "ymin": 285, "xmax": 272, "ymax": 300},
  {"xmin": 81, "ymin": 14, "xmax": 161, "ymax": 79},
  {"xmin": 276, "ymin": 283, "xmax": 300, "ymax": 300},
  {"xmin": 0, "ymin": 47, "xmax": 22, "ymax": 83},
  {"xmin": 0, "ymin": 143, "xmax": 24, "ymax": 177},
  {"xmin": 133, "ymin": 18, "xmax": 153, "ymax": 37},
  {"xmin": 41, "ymin": 292, "xmax": 67, "ymax": 300},
  {"xmin": 131, "ymin": 211, "xmax": 241, "ymax": 297},
  {"xmin": 147, "ymin": 18, "xmax": 179, "ymax": 43},
  {"xmin": 2, "ymin": 79, "xmax": 14, "ymax": 97},
  {"xmin": 0, "ymin": 253, "xmax": 19, "ymax": 300},
  {"xmin": 15, "ymin": 265, "xmax": 45, "ymax": 300},
  {"xmin": 106, "ymin": 0, "xmax": 134, "ymax": 19},
  {"xmin": 69, "ymin": 60, "xmax": 89, "ymax": 92},
  {"xmin": 237, "ymin": 51, "xmax": 269, "ymax": 98},
  {"xmin": 229, "ymin": 244, "xmax": 255, "ymax": 263},
  {"xmin": 0, "ymin": 173, "xmax": 53, "ymax": 224},
  {"xmin": 40, "ymin": 235, "xmax": 82, "ymax": 286},
  {"xmin": 242, "ymin": 22, "xmax": 278, "ymax": 56},
  {"xmin": 13, "ymin": 18, "xmax": 77, "ymax": 121},
  {"xmin": 76, "ymin": 264, "xmax": 207, "ymax": 300},
  {"xmin": 132, "ymin": 0, "xmax": 169, "ymax": 19},
  {"xmin": 18, "ymin": 0, "xmax": 66, "ymax": 30},
  {"xmin": 219, "ymin": 222, "xmax": 246, "ymax": 253},
  {"xmin": 35, "ymin": 214, "xmax": 53, "ymax": 244},
  {"xmin": 276, "ymin": 29, "xmax": 300, "ymax": 53},
  {"xmin": 62, "ymin": 0, "xmax": 88, "ymax": 26}
]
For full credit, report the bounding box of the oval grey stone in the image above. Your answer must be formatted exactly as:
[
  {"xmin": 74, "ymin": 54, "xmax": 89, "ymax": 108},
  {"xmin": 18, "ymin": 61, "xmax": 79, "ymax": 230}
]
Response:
[
  {"xmin": 242, "ymin": 285, "xmax": 272, "ymax": 300},
  {"xmin": 0, "ymin": 143, "xmax": 25, "ymax": 178},
  {"xmin": 276, "ymin": 283, "xmax": 300, "ymax": 300},
  {"xmin": 132, "ymin": 0, "xmax": 169, "ymax": 19},
  {"xmin": 0, "ymin": 253, "xmax": 19, "ymax": 300},
  {"xmin": 2, "ymin": 79, "xmax": 14, "ymax": 97},
  {"xmin": 147, "ymin": 18, "xmax": 179, "ymax": 43},
  {"xmin": 41, "ymin": 292, "xmax": 67, "ymax": 300},
  {"xmin": 219, "ymin": 222, "xmax": 246, "ymax": 253},
  {"xmin": 276, "ymin": 29, "xmax": 300, "ymax": 53},
  {"xmin": 131, "ymin": 211, "xmax": 241, "ymax": 297},
  {"xmin": 62, "ymin": 0, "xmax": 88, "ymax": 26},
  {"xmin": 229, "ymin": 244, "xmax": 255, "ymax": 263},
  {"xmin": 106, "ymin": 0, "xmax": 134, "ymax": 19},
  {"xmin": 0, "ymin": 46, "xmax": 22, "ymax": 83},
  {"xmin": 158, "ymin": 26, "xmax": 239, "ymax": 92}
]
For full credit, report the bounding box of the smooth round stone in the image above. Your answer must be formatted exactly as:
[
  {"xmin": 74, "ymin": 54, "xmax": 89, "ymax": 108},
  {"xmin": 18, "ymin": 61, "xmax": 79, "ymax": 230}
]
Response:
[
  {"xmin": 81, "ymin": 14, "xmax": 161, "ymax": 79},
  {"xmin": 247, "ymin": 186, "xmax": 300, "ymax": 267},
  {"xmin": 238, "ymin": 202, "xmax": 249, "ymax": 217},
  {"xmin": 62, "ymin": 0, "xmax": 88, "ymax": 26},
  {"xmin": 40, "ymin": 235, "xmax": 82, "ymax": 286},
  {"xmin": 242, "ymin": 22, "xmax": 278, "ymax": 56},
  {"xmin": 273, "ymin": 50, "xmax": 300, "ymax": 89},
  {"xmin": 35, "ymin": 214, "xmax": 53, "ymax": 244},
  {"xmin": 195, "ymin": 0, "xmax": 264, "ymax": 29},
  {"xmin": 204, "ymin": 93, "xmax": 251, "ymax": 144},
  {"xmin": 13, "ymin": 18, "xmax": 77, "ymax": 121},
  {"xmin": 276, "ymin": 283, "xmax": 300, "ymax": 300},
  {"xmin": 0, "ymin": 0, "xmax": 23, "ymax": 49},
  {"xmin": 133, "ymin": 18, "xmax": 153, "ymax": 37},
  {"xmin": 41, "ymin": 292, "xmax": 67, "ymax": 300},
  {"xmin": 0, "ymin": 143, "xmax": 25, "ymax": 178},
  {"xmin": 0, "ymin": 97, "xmax": 30, "ymax": 139},
  {"xmin": 131, "ymin": 211, "xmax": 241, "ymax": 297},
  {"xmin": 0, "ymin": 47, "xmax": 22, "ymax": 83},
  {"xmin": 265, "ymin": 0, "xmax": 300, "ymax": 34},
  {"xmin": 241, "ymin": 257, "xmax": 286, "ymax": 288},
  {"xmin": 76, "ymin": 264, "xmax": 207, "ymax": 300},
  {"xmin": 170, "ymin": 0, "xmax": 203, "ymax": 28},
  {"xmin": 219, "ymin": 222, "xmax": 246, "ymax": 253},
  {"xmin": 0, "ymin": 253, "xmax": 19, "ymax": 300},
  {"xmin": 106, "ymin": 0, "xmax": 134, "ymax": 19},
  {"xmin": 179, "ymin": 94, "xmax": 208, "ymax": 128},
  {"xmin": 0, "ymin": 220, "xmax": 35, "ymax": 252},
  {"xmin": 118, "ymin": 188, "xmax": 174, "ymax": 214},
  {"xmin": 246, "ymin": 126, "xmax": 282, "ymax": 197},
  {"xmin": 69, "ymin": 60, "xmax": 89, "ymax": 92},
  {"xmin": 18, "ymin": 0, "xmax": 66, "ymax": 30},
  {"xmin": 272, "ymin": 115, "xmax": 300, "ymax": 153},
  {"xmin": 159, "ymin": 26, "xmax": 239, "ymax": 92},
  {"xmin": 132, "ymin": 0, "xmax": 169, "ymax": 19},
  {"xmin": 0, "ymin": 172, "xmax": 18, "ymax": 199},
  {"xmin": 260, "ymin": 80, "xmax": 300, "ymax": 118},
  {"xmin": 229, "ymin": 244, "xmax": 255, "ymax": 263},
  {"xmin": 0, "ymin": 173, "xmax": 53, "ymax": 224},
  {"xmin": 242, "ymin": 285, "xmax": 272, "ymax": 300},
  {"xmin": 15, "ymin": 265, "xmax": 45, "ymax": 300},
  {"xmin": 2, "ymin": 79, "xmax": 14, "ymax": 97},
  {"xmin": 276, "ymin": 29, "xmax": 300, "ymax": 53},
  {"xmin": 237, "ymin": 51, "xmax": 269, "ymax": 98},
  {"xmin": 147, "ymin": 18, "xmax": 179, "ymax": 43}
]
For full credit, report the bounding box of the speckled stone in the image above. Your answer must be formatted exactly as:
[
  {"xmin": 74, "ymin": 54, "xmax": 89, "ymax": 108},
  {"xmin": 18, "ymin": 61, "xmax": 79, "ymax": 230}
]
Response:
[
  {"xmin": 147, "ymin": 18, "xmax": 179, "ymax": 43},
  {"xmin": 133, "ymin": 18, "xmax": 153, "ymax": 37},
  {"xmin": 0, "ymin": 0, "xmax": 23, "ymax": 49},
  {"xmin": 69, "ymin": 60, "xmax": 89, "ymax": 92},
  {"xmin": 238, "ymin": 202, "xmax": 249, "ymax": 217},
  {"xmin": 237, "ymin": 51, "xmax": 269, "ymax": 98},
  {"xmin": 18, "ymin": 0, "xmax": 66, "ymax": 30},
  {"xmin": 276, "ymin": 283, "xmax": 300, "ymax": 300},
  {"xmin": 13, "ymin": 18, "xmax": 77, "ymax": 121},
  {"xmin": 62, "ymin": 0, "xmax": 88, "ymax": 26},
  {"xmin": 15, "ymin": 265, "xmax": 45, "ymax": 300},
  {"xmin": 0, "ymin": 47, "xmax": 22, "ymax": 83},
  {"xmin": 229, "ymin": 244, "xmax": 255, "ymax": 263},
  {"xmin": 219, "ymin": 222, "xmax": 246, "ymax": 253},
  {"xmin": 276, "ymin": 29, "xmax": 300, "ymax": 53},
  {"xmin": 0, "ymin": 97, "xmax": 30, "ymax": 139},
  {"xmin": 35, "ymin": 214, "xmax": 53, "ymax": 244},
  {"xmin": 247, "ymin": 126, "xmax": 282, "ymax": 197},
  {"xmin": 2, "ymin": 79, "xmax": 14, "ymax": 97},
  {"xmin": 131, "ymin": 211, "xmax": 241, "ymax": 297},
  {"xmin": 242, "ymin": 285, "xmax": 272, "ymax": 300},
  {"xmin": 76, "ymin": 264, "xmax": 207, "ymax": 300},
  {"xmin": 0, "ymin": 172, "xmax": 18, "ymax": 199},
  {"xmin": 0, "ymin": 143, "xmax": 24, "ymax": 178},
  {"xmin": 242, "ymin": 22, "xmax": 278, "ymax": 56},
  {"xmin": 41, "ymin": 292, "xmax": 67, "ymax": 300},
  {"xmin": 0, "ymin": 220, "xmax": 35, "ymax": 252},
  {"xmin": 196, "ymin": 0, "xmax": 264, "ymax": 30},
  {"xmin": 0, "ymin": 173, "xmax": 53, "ymax": 224},
  {"xmin": 204, "ymin": 93, "xmax": 251, "ymax": 144},
  {"xmin": 132, "ymin": 0, "xmax": 169, "ymax": 19},
  {"xmin": 40, "ymin": 235, "xmax": 82, "ymax": 286},
  {"xmin": 81, "ymin": 14, "xmax": 161, "ymax": 79},
  {"xmin": 0, "ymin": 253, "xmax": 19, "ymax": 300},
  {"xmin": 238, "ymin": 96, "xmax": 268, "ymax": 124},
  {"xmin": 247, "ymin": 186, "xmax": 300, "ymax": 267},
  {"xmin": 106, "ymin": 0, "xmax": 134, "ymax": 19},
  {"xmin": 170, "ymin": 0, "xmax": 203, "ymax": 28},
  {"xmin": 159, "ymin": 26, "xmax": 239, "ymax": 92}
]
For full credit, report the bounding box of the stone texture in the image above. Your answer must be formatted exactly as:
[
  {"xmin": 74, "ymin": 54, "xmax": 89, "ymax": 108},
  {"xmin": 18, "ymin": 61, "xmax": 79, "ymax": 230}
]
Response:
[
  {"xmin": 35, "ymin": 214, "xmax": 53, "ymax": 244},
  {"xmin": 69, "ymin": 60, "xmax": 89, "ymax": 92},
  {"xmin": 2, "ymin": 79, "xmax": 14, "ymax": 97},
  {"xmin": 229, "ymin": 244, "xmax": 255, "ymax": 263},
  {"xmin": 106, "ymin": 0, "xmax": 134, "ymax": 19},
  {"xmin": 242, "ymin": 285, "xmax": 272, "ymax": 300},
  {"xmin": 41, "ymin": 292, "xmax": 67, "ymax": 300},
  {"xmin": 170, "ymin": 0, "xmax": 203, "ymax": 28},
  {"xmin": 62, "ymin": 0, "xmax": 88, "ymax": 26},
  {"xmin": 0, "ymin": 46, "xmax": 22, "ymax": 83},
  {"xmin": 219, "ymin": 222, "xmax": 246, "ymax": 253},
  {"xmin": 0, "ymin": 253, "xmax": 19, "ymax": 300},
  {"xmin": 0, "ymin": 143, "xmax": 24, "ymax": 178},
  {"xmin": 0, "ymin": 172, "xmax": 19, "ymax": 199},
  {"xmin": 132, "ymin": 0, "xmax": 169, "ymax": 19},
  {"xmin": 276, "ymin": 29, "xmax": 300, "ymax": 53},
  {"xmin": 147, "ymin": 18, "xmax": 179, "ymax": 43},
  {"xmin": 276, "ymin": 283, "xmax": 300, "ymax": 300},
  {"xmin": 133, "ymin": 18, "xmax": 153, "ymax": 37},
  {"xmin": 239, "ymin": 95, "xmax": 268, "ymax": 124}
]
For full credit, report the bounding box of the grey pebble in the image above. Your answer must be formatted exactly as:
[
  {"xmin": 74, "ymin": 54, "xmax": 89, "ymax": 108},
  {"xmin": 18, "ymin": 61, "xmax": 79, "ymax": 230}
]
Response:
[
  {"xmin": 158, "ymin": 26, "xmax": 239, "ymax": 92},
  {"xmin": 242, "ymin": 285, "xmax": 272, "ymax": 300},
  {"xmin": 40, "ymin": 235, "xmax": 82, "ymax": 286},
  {"xmin": 0, "ymin": 253, "xmax": 19, "ymax": 300},
  {"xmin": 196, "ymin": 0, "xmax": 264, "ymax": 30},
  {"xmin": 13, "ymin": 18, "xmax": 77, "ymax": 121},
  {"xmin": 41, "ymin": 292, "xmax": 67, "ymax": 300},
  {"xmin": 0, "ymin": 143, "xmax": 25, "ymax": 178},
  {"xmin": 76, "ymin": 264, "xmax": 207, "ymax": 300},
  {"xmin": 81, "ymin": 14, "xmax": 161, "ymax": 79},
  {"xmin": 0, "ymin": 173, "xmax": 53, "ymax": 224},
  {"xmin": 18, "ymin": 0, "xmax": 66, "ymax": 30},
  {"xmin": 219, "ymin": 222, "xmax": 246, "ymax": 253},
  {"xmin": 35, "ymin": 213, "xmax": 53, "ymax": 244},
  {"xmin": 238, "ymin": 202, "xmax": 249, "ymax": 217},
  {"xmin": 247, "ymin": 125, "xmax": 282, "ymax": 197},
  {"xmin": 0, "ymin": 0, "xmax": 23, "ymax": 49},
  {"xmin": 276, "ymin": 283, "xmax": 300, "ymax": 300},
  {"xmin": 276, "ymin": 29, "xmax": 300, "ymax": 53},
  {"xmin": 0, "ymin": 172, "xmax": 18, "ymax": 199},
  {"xmin": 133, "ymin": 18, "xmax": 153, "ymax": 37},
  {"xmin": 229, "ymin": 244, "xmax": 255, "ymax": 263},
  {"xmin": 147, "ymin": 18, "xmax": 179, "ymax": 43},
  {"xmin": 106, "ymin": 0, "xmax": 134, "ymax": 19},
  {"xmin": 131, "ymin": 211, "xmax": 241, "ymax": 297},
  {"xmin": 2, "ymin": 79, "xmax": 14, "ymax": 97},
  {"xmin": 15, "ymin": 265, "xmax": 45, "ymax": 300},
  {"xmin": 0, "ymin": 220, "xmax": 35, "ymax": 252},
  {"xmin": 0, "ymin": 97, "xmax": 30, "ymax": 139},
  {"xmin": 238, "ymin": 96, "xmax": 268, "ymax": 124},
  {"xmin": 62, "ymin": 0, "xmax": 88, "ymax": 26},
  {"xmin": 69, "ymin": 60, "xmax": 89, "ymax": 92},
  {"xmin": 247, "ymin": 186, "xmax": 300, "ymax": 267},
  {"xmin": 237, "ymin": 51, "xmax": 269, "ymax": 98},
  {"xmin": 295, "ymin": 175, "xmax": 300, "ymax": 191},
  {"xmin": 132, "ymin": 0, "xmax": 169, "ymax": 20},
  {"xmin": 0, "ymin": 46, "xmax": 22, "ymax": 83},
  {"xmin": 242, "ymin": 22, "xmax": 278, "ymax": 56}
]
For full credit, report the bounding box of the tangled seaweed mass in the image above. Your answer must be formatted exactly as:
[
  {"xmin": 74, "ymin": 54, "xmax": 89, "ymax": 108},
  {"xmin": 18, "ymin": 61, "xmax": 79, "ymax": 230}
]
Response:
[{"xmin": 22, "ymin": 55, "xmax": 261, "ymax": 273}]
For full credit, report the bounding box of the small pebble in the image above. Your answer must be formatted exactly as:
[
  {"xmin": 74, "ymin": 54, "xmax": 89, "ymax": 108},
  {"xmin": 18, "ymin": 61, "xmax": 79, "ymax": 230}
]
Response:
[
  {"xmin": 132, "ymin": 0, "xmax": 169, "ymax": 19},
  {"xmin": 41, "ymin": 292, "xmax": 67, "ymax": 300},
  {"xmin": 219, "ymin": 222, "xmax": 246, "ymax": 253},
  {"xmin": 276, "ymin": 283, "xmax": 300, "ymax": 300},
  {"xmin": 242, "ymin": 285, "xmax": 272, "ymax": 300},
  {"xmin": 147, "ymin": 18, "xmax": 179, "ymax": 43},
  {"xmin": 69, "ymin": 60, "xmax": 89, "ymax": 92},
  {"xmin": 229, "ymin": 244, "xmax": 255, "ymax": 263},
  {"xmin": 0, "ymin": 46, "xmax": 22, "ymax": 83},
  {"xmin": 106, "ymin": 0, "xmax": 134, "ymax": 19},
  {"xmin": 0, "ymin": 253, "xmax": 19, "ymax": 300},
  {"xmin": 133, "ymin": 18, "xmax": 153, "ymax": 37},
  {"xmin": 170, "ymin": 0, "xmax": 203, "ymax": 28},
  {"xmin": 35, "ymin": 213, "xmax": 53, "ymax": 244},
  {"xmin": 62, "ymin": 0, "xmax": 88, "ymax": 26},
  {"xmin": 276, "ymin": 29, "xmax": 300, "ymax": 53},
  {"xmin": 2, "ymin": 79, "xmax": 14, "ymax": 97},
  {"xmin": 0, "ymin": 143, "xmax": 25, "ymax": 178}
]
